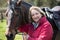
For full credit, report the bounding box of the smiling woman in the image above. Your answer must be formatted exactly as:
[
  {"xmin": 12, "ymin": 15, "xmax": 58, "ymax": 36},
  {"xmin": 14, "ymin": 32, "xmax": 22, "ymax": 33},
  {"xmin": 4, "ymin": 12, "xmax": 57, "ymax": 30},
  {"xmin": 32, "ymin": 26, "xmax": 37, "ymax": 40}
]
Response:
[{"xmin": 18, "ymin": 6, "xmax": 53, "ymax": 40}]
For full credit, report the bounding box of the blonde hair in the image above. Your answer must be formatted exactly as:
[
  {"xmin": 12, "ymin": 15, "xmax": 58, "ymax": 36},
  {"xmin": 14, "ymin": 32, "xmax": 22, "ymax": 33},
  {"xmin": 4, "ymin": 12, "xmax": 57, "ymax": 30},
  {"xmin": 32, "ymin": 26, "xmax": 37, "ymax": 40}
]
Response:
[{"xmin": 29, "ymin": 6, "xmax": 45, "ymax": 23}]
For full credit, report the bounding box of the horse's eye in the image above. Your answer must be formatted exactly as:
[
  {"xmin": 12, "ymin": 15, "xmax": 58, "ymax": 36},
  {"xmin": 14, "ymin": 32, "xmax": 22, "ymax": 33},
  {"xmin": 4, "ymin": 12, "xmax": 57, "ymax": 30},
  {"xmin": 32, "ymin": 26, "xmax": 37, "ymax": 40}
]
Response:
[{"xmin": 15, "ymin": 14, "xmax": 19, "ymax": 16}]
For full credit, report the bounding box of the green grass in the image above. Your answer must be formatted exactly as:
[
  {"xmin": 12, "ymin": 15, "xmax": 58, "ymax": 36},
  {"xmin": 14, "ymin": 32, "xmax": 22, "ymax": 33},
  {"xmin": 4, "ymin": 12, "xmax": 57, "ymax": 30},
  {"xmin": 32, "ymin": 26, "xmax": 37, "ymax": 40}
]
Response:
[{"xmin": 0, "ymin": 19, "xmax": 22, "ymax": 40}]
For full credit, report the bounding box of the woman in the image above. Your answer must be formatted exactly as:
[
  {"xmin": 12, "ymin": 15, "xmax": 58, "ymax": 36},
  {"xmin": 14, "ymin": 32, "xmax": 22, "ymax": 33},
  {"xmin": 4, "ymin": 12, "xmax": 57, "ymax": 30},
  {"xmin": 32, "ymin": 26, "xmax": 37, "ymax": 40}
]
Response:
[{"xmin": 18, "ymin": 6, "xmax": 53, "ymax": 40}]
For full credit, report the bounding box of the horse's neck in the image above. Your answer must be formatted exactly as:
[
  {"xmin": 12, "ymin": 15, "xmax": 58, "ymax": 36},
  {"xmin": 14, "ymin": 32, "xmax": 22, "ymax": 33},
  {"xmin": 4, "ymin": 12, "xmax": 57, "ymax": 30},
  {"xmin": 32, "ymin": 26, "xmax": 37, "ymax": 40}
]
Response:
[{"xmin": 21, "ymin": 1, "xmax": 32, "ymax": 9}]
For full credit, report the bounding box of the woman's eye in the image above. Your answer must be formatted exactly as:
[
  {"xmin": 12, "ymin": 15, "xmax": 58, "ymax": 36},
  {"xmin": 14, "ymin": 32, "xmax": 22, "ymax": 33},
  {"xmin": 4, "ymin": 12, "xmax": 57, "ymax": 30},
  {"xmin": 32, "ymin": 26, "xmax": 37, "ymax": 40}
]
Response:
[
  {"xmin": 31, "ymin": 14, "xmax": 34, "ymax": 16},
  {"xmin": 36, "ymin": 13, "xmax": 39, "ymax": 15}
]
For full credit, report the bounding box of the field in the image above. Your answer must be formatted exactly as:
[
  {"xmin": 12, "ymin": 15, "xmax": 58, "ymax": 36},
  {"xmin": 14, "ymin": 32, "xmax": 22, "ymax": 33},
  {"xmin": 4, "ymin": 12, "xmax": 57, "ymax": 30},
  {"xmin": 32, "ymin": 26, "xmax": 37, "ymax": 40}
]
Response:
[{"xmin": 0, "ymin": 19, "xmax": 22, "ymax": 40}]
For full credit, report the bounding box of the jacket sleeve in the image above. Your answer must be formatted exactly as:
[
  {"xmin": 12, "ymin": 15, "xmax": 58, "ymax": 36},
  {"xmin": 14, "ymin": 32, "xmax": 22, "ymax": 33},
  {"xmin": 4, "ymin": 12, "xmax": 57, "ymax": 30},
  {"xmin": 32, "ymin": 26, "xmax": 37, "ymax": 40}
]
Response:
[
  {"xmin": 18, "ymin": 24, "xmax": 29, "ymax": 33},
  {"xmin": 38, "ymin": 23, "xmax": 53, "ymax": 40}
]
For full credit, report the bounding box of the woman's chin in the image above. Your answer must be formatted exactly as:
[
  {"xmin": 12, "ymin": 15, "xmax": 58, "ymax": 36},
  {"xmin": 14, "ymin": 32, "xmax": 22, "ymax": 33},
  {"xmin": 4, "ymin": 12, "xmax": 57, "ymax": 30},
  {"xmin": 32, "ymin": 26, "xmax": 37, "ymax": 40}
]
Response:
[{"xmin": 34, "ymin": 20, "xmax": 39, "ymax": 23}]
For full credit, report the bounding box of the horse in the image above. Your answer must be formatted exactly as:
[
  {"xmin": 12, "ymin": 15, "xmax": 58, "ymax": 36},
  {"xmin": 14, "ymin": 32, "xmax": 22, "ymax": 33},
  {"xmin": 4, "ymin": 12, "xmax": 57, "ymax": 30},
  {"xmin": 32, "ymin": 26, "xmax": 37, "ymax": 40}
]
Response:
[
  {"xmin": 5, "ymin": 1, "xmax": 32, "ymax": 40},
  {"xmin": 5, "ymin": 1, "xmax": 60, "ymax": 40},
  {"xmin": 41, "ymin": 6, "xmax": 60, "ymax": 40},
  {"xmin": 51, "ymin": 6, "xmax": 60, "ymax": 40}
]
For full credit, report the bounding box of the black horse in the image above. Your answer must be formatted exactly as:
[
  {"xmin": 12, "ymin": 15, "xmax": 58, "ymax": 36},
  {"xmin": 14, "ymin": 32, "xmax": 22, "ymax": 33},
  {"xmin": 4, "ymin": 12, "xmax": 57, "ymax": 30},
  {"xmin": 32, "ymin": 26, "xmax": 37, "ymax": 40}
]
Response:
[{"xmin": 5, "ymin": 1, "xmax": 32, "ymax": 40}]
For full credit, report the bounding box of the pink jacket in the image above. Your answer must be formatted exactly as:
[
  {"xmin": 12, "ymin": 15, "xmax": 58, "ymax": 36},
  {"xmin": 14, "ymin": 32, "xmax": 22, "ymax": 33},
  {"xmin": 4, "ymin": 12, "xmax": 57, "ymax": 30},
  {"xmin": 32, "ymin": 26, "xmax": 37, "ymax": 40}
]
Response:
[{"xmin": 18, "ymin": 16, "xmax": 53, "ymax": 40}]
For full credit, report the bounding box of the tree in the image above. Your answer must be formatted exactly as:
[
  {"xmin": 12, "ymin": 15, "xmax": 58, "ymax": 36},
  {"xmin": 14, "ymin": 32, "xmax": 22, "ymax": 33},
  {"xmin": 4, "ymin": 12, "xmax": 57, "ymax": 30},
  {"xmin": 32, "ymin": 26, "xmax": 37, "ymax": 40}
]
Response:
[
  {"xmin": 49, "ymin": 0, "xmax": 57, "ymax": 8},
  {"xmin": 34, "ymin": 0, "xmax": 57, "ymax": 8},
  {"xmin": 0, "ymin": 0, "xmax": 7, "ymax": 7},
  {"xmin": 34, "ymin": 0, "xmax": 42, "ymax": 6}
]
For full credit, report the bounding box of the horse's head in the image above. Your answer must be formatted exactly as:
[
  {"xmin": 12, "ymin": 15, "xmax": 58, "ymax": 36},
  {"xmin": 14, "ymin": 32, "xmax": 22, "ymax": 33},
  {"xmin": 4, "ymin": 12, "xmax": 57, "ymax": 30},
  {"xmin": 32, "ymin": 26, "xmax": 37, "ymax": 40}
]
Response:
[{"xmin": 5, "ymin": 0, "xmax": 32, "ymax": 36}]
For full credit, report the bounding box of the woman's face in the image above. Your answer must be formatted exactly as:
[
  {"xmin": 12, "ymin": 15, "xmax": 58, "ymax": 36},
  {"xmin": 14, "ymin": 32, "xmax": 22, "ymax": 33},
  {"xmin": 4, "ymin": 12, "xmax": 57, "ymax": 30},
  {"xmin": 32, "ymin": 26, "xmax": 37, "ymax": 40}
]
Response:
[{"xmin": 31, "ymin": 9, "xmax": 42, "ymax": 23}]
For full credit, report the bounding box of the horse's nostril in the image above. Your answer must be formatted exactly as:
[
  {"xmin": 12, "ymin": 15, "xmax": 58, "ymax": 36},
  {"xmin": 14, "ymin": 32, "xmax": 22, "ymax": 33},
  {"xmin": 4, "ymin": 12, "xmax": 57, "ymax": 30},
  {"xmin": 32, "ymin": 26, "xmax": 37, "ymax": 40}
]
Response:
[
  {"xmin": 5, "ymin": 34, "xmax": 14, "ymax": 40},
  {"xmin": 6, "ymin": 34, "xmax": 13, "ymax": 37}
]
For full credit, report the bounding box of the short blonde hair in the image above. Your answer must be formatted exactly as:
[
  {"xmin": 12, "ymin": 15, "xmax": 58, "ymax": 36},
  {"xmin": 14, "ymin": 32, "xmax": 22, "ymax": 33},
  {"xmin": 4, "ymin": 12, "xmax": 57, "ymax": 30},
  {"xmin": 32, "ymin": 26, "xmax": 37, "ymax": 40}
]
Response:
[
  {"xmin": 29, "ymin": 6, "xmax": 45, "ymax": 15},
  {"xmin": 29, "ymin": 6, "xmax": 45, "ymax": 23}
]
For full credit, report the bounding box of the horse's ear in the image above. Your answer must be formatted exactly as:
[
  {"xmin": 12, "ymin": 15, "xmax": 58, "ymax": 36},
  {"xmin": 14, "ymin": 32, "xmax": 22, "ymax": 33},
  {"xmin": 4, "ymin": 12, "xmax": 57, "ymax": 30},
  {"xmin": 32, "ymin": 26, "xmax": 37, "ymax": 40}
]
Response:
[{"xmin": 17, "ymin": 0, "xmax": 22, "ymax": 6}]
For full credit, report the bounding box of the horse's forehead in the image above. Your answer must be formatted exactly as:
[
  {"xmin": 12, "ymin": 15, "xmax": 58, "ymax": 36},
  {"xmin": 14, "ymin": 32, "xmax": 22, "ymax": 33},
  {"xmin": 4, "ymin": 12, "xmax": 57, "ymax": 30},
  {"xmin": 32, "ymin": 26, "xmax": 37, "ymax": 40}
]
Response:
[
  {"xmin": 8, "ymin": 9, "xmax": 13, "ymax": 20},
  {"xmin": 52, "ymin": 6, "xmax": 60, "ymax": 11}
]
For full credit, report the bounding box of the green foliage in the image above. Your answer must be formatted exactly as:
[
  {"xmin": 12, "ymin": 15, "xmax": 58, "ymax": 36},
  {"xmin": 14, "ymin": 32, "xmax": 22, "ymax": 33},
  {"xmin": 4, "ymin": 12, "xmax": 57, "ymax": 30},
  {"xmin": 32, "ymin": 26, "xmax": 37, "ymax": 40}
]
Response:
[
  {"xmin": 49, "ymin": 0, "xmax": 57, "ymax": 8},
  {"xmin": 34, "ymin": 0, "xmax": 42, "ymax": 6},
  {"xmin": 0, "ymin": 0, "xmax": 60, "ymax": 8},
  {"xmin": 0, "ymin": 0, "xmax": 7, "ymax": 7},
  {"xmin": 0, "ymin": 20, "xmax": 22, "ymax": 40},
  {"xmin": 57, "ymin": 1, "xmax": 60, "ymax": 5},
  {"xmin": 0, "ymin": 20, "xmax": 7, "ymax": 40},
  {"xmin": 33, "ymin": 0, "xmax": 59, "ymax": 8}
]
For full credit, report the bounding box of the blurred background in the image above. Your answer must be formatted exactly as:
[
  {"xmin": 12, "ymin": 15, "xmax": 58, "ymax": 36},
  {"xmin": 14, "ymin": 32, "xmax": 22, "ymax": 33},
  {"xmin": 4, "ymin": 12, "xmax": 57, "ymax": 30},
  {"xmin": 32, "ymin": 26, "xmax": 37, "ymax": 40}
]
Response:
[{"xmin": 0, "ymin": 0, "xmax": 60, "ymax": 40}]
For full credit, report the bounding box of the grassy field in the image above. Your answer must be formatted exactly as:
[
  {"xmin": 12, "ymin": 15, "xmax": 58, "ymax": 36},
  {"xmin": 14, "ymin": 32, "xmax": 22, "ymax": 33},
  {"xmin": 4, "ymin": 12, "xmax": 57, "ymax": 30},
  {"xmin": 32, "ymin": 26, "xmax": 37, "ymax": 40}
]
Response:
[{"xmin": 0, "ymin": 19, "xmax": 22, "ymax": 40}]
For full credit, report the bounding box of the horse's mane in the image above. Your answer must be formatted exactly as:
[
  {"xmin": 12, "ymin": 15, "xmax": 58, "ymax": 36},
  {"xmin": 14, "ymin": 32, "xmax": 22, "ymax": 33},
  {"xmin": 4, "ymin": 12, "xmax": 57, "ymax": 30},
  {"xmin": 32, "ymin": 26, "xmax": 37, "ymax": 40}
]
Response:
[
  {"xmin": 19, "ymin": 1, "xmax": 32, "ymax": 25},
  {"xmin": 10, "ymin": 1, "xmax": 32, "ymax": 28}
]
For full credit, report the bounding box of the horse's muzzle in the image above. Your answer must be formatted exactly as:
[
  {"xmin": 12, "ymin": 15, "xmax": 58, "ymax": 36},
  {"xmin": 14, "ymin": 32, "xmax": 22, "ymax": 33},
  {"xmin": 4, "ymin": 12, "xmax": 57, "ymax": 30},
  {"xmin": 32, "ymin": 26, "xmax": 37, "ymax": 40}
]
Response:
[{"xmin": 5, "ymin": 34, "xmax": 14, "ymax": 40}]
